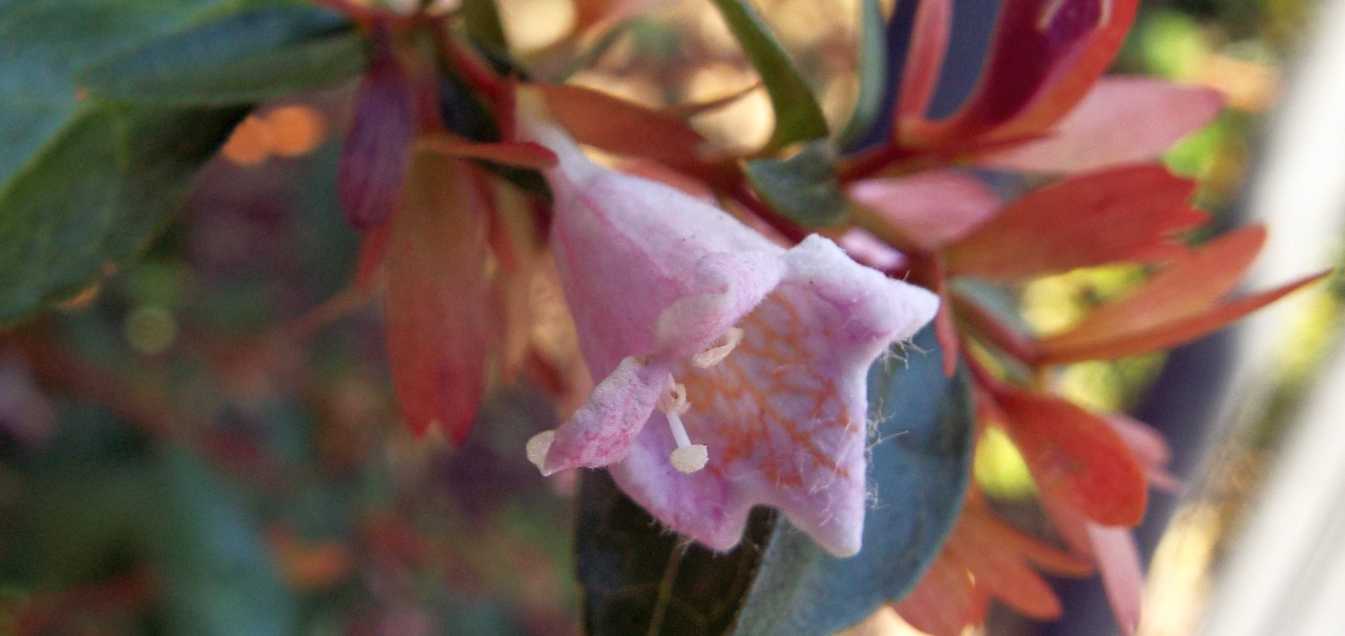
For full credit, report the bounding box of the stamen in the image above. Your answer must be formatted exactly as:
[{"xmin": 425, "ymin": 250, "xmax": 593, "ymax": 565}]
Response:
[
  {"xmin": 526, "ymin": 430, "xmax": 555, "ymax": 471},
  {"xmin": 692, "ymin": 327, "xmax": 744, "ymax": 368},
  {"xmin": 659, "ymin": 382, "xmax": 708, "ymax": 474}
]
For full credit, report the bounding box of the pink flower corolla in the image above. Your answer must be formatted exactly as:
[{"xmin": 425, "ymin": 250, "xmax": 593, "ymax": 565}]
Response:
[{"xmin": 518, "ymin": 106, "xmax": 939, "ymax": 557}]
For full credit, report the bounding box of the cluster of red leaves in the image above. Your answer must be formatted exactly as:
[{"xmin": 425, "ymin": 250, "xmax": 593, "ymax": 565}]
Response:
[{"xmin": 320, "ymin": 1, "xmax": 1324, "ymax": 634}]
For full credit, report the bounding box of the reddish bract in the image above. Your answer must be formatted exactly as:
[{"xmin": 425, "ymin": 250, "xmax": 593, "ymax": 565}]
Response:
[
  {"xmin": 339, "ymin": 39, "xmax": 416, "ymax": 230},
  {"xmin": 384, "ymin": 155, "xmax": 491, "ymax": 442}
]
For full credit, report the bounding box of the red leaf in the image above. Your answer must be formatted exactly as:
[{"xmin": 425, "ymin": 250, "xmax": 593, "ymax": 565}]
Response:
[
  {"xmin": 994, "ymin": 388, "xmax": 1148, "ymax": 525},
  {"xmin": 340, "ymin": 39, "xmax": 415, "ymax": 229},
  {"xmin": 901, "ymin": 0, "xmax": 1107, "ymax": 148},
  {"xmin": 1039, "ymin": 269, "xmax": 1327, "ymax": 364},
  {"xmin": 992, "ymin": 0, "xmax": 1140, "ymax": 140},
  {"xmin": 534, "ymin": 83, "xmax": 728, "ymax": 184},
  {"xmin": 353, "ymin": 222, "xmax": 391, "ymax": 291},
  {"xmin": 946, "ymin": 165, "xmax": 1203, "ymax": 280},
  {"xmin": 977, "ymin": 77, "xmax": 1224, "ymax": 173},
  {"xmin": 384, "ymin": 155, "xmax": 490, "ymax": 441},
  {"xmin": 847, "ymin": 170, "xmax": 1001, "ymax": 251},
  {"xmin": 894, "ymin": 553, "xmax": 987, "ymax": 636},
  {"xmin": 895, "ymin": 0, "xmax": 952, "ymax": 120},
  {"xmin": 418, "ymin": 135, "xmax": 557, "ymax": 169}
]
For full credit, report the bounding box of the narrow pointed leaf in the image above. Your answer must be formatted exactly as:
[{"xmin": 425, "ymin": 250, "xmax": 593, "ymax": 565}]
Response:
[
  {"xmin": 946, "ymin": 165, "xmax": 1203, "ymax": 280},
  {"xmin": 894, "ymin": 0, "xmax": 951, "ymax": 121},
  {"xmin": 837, "ymin": 0, "xmax": 888, "ymax": 148},
  {"xmin": 1039, "ymin": 270, "xmax": 1328, "ymax": 364},
  {"xmin": 994, "ymin": 389, "xmax": 1147, "ymax": 526},
  {"xmin": 384, "ymin": 155, "xmax": 490, "ymax": 441},
  {"xmin": 709, "ymin": 0, "xmax": 828, "ymax": 150},
  {"xmin": 535, "ymin": 83, "xmax": 724, "ymax": 182},
  {"xmin": 79, "ymin": 5, "xmax": 364, "ymax": 106},
  {"xmin": 419, "ymin": 135, "xmax": 557, "ymax": 169},
  {"xmin": 340, "ymin": 41, "xmax": 415, "ymax": 229},
  {"xmin": 977, "ymin": 78, "xmax": 1224, "ymax": 173},
  {"xmin": 1042, "ymin": 226, "xmax": 1267, "ymax": 349},
  {"xmin": 1088, "ymin": 524, "xmax": 1143, "ymax": 636},
  {"xmin": 991, "ymin": 0, "xmax": 1140, "ymax": 140}
]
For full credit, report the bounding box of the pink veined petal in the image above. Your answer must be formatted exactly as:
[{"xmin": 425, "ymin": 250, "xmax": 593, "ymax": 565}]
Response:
[
  {"xmin": 847, "ymin": 170, "xmax": 1001, "ymax": 251},
  {"xmin": 518, "ymin": 98, "xmax": 940, "ymax": 556},
  {"xmin": 541, "ymin": 356, "xmax": 672, "ymax": 475},
  {"xmin": 976, "ymin": 77, "xmax": 1224, "ymax": 173},
  {"xmin": 1088, "ymin": 524, "xmax": 1144, "ymax": 636}
]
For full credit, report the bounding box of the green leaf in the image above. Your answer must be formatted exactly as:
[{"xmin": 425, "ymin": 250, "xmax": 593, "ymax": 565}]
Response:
[
  {"xmin": 709, "ymin": 0, "xmax": 828, "ymax": 150},
  {"xmin": 576, "ymin": 471, "xmax": 775, "ymax": 635},
  {"xmin": 573, "ymin": 327, "xmax": 974, "ymax": 635},
  {"xmin": 80, "ymin": 4, "xmax": 366, "ymax": 105},
  {"xmin": 743, "ymin": 141, "xmax": 849, "ymax": 227},
  {"xmin": 0, "ymin": 0, "xmax": 360, "ymax": 324},
  {"xmin": 837, "ymin": 0, "xmax": 887, "ymax": 148},
  {"xmin": 731, "ymin": 326, "xmax": 974, "ymax": 634},
  {"xmin": 148, "ymin": 448, "xmax": 297, "ymax": 636}
]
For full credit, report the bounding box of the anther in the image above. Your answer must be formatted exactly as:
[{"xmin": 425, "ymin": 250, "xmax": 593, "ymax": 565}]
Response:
[
  {"xmin": 526, "ymin": 430, "xmax": 555, "ymax": 471},
  {"xmin": 692, "ymin": 327, "xmax": 743, "ymax": 368},
  {"xmin": 659, "ymin": 382, "xmax": 708, "ymax": 474}
]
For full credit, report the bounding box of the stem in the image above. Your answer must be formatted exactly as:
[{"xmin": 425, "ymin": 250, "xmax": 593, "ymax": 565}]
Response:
[{"xmin": 950, "ymin": 292, "xmax": 1042, "ymax": 366}]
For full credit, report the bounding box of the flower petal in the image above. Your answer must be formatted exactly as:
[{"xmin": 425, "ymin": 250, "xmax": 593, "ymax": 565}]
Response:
[{"xmin": 977, "ymin": 78, "xmax": 1224, "ymax": 173}]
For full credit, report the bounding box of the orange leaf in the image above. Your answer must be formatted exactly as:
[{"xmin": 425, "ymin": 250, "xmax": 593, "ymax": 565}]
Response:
[
  {"xmin": 1039, "ymin": 269, "xmax": 1327, "ymax": 364},
  {"xmin": 945, "ymin": 165, "xmax": 1203, "ymax": 280},
  {"xmin": 994, "ymin": 388, "xmax": 1148, "ymax": 525},
  {"xmin": 418, "ymin": 135, "xmax": 556, "ymax": 169},
  {"xmin": 894, "ymin": 0, "xmax": 952, "ymax": 121},
  {"xmin": 894, "ymin": 553, "xmax": 987, "ymax": 636},
  {"xmin": 1042, "ymin": 226, "xmax": 1265, "ymax": 347},
  {"xmin": 535, "ymin": 83, "xmax": 728, "ymax": 184},
  {"xmin": 384, "ymin": 154, "xmax": 490, "ymax": 441}
]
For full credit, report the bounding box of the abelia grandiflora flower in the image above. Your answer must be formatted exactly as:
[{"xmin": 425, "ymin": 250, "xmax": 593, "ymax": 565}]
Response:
[{"xmin": 516, "ymin": 98, "xmax": 938, "ymax": 556}]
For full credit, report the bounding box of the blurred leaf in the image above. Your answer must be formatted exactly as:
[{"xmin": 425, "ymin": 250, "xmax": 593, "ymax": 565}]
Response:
[
  {"xmin": 731, "ymin": 326, "xmax": 974, "ymax": 635},
  {"xmin": 744, "ymin": 141, "xmax": 848, "ymax": 227},
  {"xmin": 992, "ymin": 388, "xmax": 1146, "ymax": 526},
  {"xmin": 576, "ymin": 471, "xmax": 775, "ymax": 636},
  {"xmin": 0, "ymin": 0, "xmax": 356, "ymax": 324},
  {"xmin": 340, "ymin": 38, "xmax": 415, "ymax": 229},
  {"xmin": 149, "ymin": 448, "xmax": 297, "ymax": 636},
  {"xmin": 837, "ymin": 0, "xmax": 886, "ymax": 148},
  {"xmin": 384, "ymin": 155, "xmax": 491, "ymax": 441},
  {"xmin": 461, "ymin": 0, "xmax": 509, "ymax": 54},
  {"xmin": 80, "ymin": 4, "xmax": 364, "ymax": 105},
  {"xmin": 709, "ymin": 0, "xmax": 828, "ymax": 150}
]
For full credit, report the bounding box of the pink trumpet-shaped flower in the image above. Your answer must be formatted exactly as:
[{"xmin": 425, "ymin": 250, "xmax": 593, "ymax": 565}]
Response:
[{"xmin": 518, "ymin": 98, "xmax": 939, "ymax": 556}]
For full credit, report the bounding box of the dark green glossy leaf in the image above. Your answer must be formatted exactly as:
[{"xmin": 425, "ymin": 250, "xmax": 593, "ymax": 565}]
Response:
[
  {"xmin": 0, "ymin": 0, "xmax": 357, "ymax": 324},
  {"xmin": 80, "ymin": 4, "xmax": 365, "ymax": 105},
  {"xmin": 577, "ymin": 471, "xmax": 775, "ymax": 636},
  {"xmin": 709, "ymin": 0, "xmax": 827, "ymax": 150},
  {"xmin": 731, "ymin": 326, "xmax": 974, "ymax": 635},
  {"xmin": 744, "ymin": 141, "xmax": 849, "ymax": 227},
  {"xmin": 837, "ymin": 0, "xmax": 887, "ymax": 148}
]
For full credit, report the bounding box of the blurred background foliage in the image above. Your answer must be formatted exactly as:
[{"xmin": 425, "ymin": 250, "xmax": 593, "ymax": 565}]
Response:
[{"xmin": 0, "ymin": 0, "xmax": 1334, "ymax": 634}]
